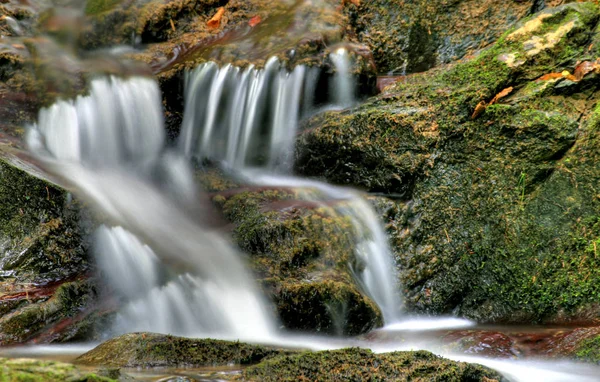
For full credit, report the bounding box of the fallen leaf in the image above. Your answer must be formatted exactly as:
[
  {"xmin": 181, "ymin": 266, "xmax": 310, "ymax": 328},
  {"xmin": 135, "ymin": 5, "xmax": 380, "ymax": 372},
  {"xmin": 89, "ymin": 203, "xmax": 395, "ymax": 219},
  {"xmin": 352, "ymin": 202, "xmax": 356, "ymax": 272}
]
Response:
[
  {"xmin": 248, "ymin": 15, "xmax": 261, "ymax": 27},
  {"xmin": 169, "ymin": 18, "xmax": 176, "ymax": 32},
  {"xmin": 574, "ymin": 60, "xmax": 600, "ymax": 81},
  {"xmin": 341, "ymin": 0, "xmax": 360, "ymax": 6},
  {"xmin": 536, "ymin": 72, "xmax": 565, "ymax": 81},
  {"xmin": 489, "ymin": 86, "xmax": 513, "ymax": 105},
  {"xmin": 471, "ymin": 100, "xmax": 487, "ymax": 120},
  {"xmin": 207, "ymin": 7, "xmax": 225, "ymax": 29}
]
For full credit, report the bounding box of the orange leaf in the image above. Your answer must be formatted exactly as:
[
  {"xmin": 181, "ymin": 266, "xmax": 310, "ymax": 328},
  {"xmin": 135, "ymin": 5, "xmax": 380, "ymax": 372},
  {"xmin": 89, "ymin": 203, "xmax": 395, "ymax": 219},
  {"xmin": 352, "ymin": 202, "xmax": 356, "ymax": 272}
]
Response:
[
  {"xmin": 471, "ymin": 101, "xmax": 487, "ymax": 120},
  {"xmin": 536, "ymin": 72, "xmax": 564, "ymax": 81},
  {"xmin": 489, "ymin": 86, "xmax": 513, "ymax": 105},
  {"xmin": 248, "ymin": 15, "xmax": 261, "ymax": 27},
  {"xmin": 207, "ymin": 7, "xmax": 225, "ymax": 29}
]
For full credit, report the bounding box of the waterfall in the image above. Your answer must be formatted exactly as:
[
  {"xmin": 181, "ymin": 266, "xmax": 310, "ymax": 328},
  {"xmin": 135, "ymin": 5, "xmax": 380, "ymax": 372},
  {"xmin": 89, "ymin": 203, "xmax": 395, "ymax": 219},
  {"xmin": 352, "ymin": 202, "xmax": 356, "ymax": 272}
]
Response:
[
  {"xmin": 180, "ymin": 51, "xmax": 403, "ymax": 324},
  {"xmin": 329, "ymin": 48, "xmax": 355, "ymax": 108},
  {"xmin": 28, "ymin": 76, "xmax": 277, "ymax": 340},
  {"xmin": 180, "ymin": 58, "xmax": 306, "ymax": 171}
]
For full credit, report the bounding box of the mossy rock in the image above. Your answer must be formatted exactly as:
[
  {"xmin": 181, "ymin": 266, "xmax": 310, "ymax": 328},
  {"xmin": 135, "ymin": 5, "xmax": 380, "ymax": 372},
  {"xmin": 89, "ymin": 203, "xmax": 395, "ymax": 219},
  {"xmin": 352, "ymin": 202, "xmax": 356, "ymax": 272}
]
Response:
[
  {"xmin": 344, "ymin": 0, "xmax": 534, "ymax": 74},
  {"xmin": 208, "ymin": 182, "xmax": 384, "ymax": 335},
  {"xmin": 76, "ymin": 332, "xmax": 290, "ymax": 368},
  {"xmin": 242, "ymin": 348, "xmax": 504, "ymax": 381},
  {"xmin": 276, "ymin": 280, "xmax": 382, "ymax": 336},
  {"xmin": 0, "ymin": 156, "xmax": 88, "ymax": 282},
  {"xmin": 0, "ymin": 358, "xmax": 119, "ymax": 382},
  {"xmin": 296, "ymin": 3, "xmax": 600, "ymax": 323}
]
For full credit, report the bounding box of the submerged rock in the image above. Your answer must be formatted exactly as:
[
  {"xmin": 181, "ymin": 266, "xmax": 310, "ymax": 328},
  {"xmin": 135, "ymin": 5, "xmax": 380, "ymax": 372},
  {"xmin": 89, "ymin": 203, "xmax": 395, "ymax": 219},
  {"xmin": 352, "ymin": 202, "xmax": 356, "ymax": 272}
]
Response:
[
  {"xmin": 296, "ymin": 2, "xmax": 600, "ymax": 323},
  {"xmin": 76, "ymin": 332, "xmax": 289, "ymax": 368},
  {"xmin": 242, "ymin": 347, "xmax": 504, "ymax": 381}
]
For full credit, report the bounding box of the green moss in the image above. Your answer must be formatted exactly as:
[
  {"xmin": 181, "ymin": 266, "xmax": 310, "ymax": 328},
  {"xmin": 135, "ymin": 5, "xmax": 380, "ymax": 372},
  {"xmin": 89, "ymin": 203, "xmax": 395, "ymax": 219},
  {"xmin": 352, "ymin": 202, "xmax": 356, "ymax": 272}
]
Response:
[
  {"xmin": 296, "ymin": 3, "xmax": 600, "ymax": 323},
  {"xmin": 243, "ymin": 348, "xmax": 503, "ymax": 381},
  {"xmin": 0, "ymin": 358, "xmax": 117, "ymax": 382},
  {"xmin": 76, "ymin": 332, "xmax": 289, "ymax": 368},
  {"xmin": 84, "ymin": 0, "xmax": 122, "ymax": 16},
  {"xmin": 575, "ymin": 335, "xmax": 600, "ymax": 363}
]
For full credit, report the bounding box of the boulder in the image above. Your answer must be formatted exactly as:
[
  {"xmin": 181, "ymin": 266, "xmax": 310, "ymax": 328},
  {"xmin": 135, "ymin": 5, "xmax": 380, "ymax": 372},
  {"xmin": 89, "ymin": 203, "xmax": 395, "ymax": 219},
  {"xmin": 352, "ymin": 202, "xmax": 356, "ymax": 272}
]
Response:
[{"xmin": 296, "ymin": 2, "xmax": 600, "ymax": 323}]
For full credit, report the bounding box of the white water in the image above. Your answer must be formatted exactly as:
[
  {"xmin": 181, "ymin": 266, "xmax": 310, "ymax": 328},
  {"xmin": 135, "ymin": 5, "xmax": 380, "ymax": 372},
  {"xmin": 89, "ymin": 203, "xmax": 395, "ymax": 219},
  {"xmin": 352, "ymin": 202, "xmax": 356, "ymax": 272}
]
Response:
[
  {"xmin": 28, "ymin": 76, "xmax": 277, "ymax": 341},
  {"xmin": 180, "ymin": 52, "xmax": 405, "ymax": 324},
  {"xmin": 180, "ymin": 58, "xmax": 306, "ymax": 171},
  {"xmin": 22, "ymin": 56, "xmax": 600, "ymax": 382},
  {"xmin": 329, "ymin": 48, "xmax": 355, "ymax": 108}
]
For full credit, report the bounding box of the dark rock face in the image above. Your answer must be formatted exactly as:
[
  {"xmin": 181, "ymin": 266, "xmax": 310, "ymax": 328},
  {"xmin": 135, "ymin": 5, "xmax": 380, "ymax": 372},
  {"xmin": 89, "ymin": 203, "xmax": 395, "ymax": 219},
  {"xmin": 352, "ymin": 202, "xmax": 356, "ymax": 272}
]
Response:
[
  {"xmin": 0, "ymin": 154, "xmax": 104, "ymax": 345},
  {"xmin": 296, "ymin": 3, "xmax": 600, "ymax": 324},
  {"xmin": 344, "ymin": 0, "xmax": 536, "ymax": 74}
]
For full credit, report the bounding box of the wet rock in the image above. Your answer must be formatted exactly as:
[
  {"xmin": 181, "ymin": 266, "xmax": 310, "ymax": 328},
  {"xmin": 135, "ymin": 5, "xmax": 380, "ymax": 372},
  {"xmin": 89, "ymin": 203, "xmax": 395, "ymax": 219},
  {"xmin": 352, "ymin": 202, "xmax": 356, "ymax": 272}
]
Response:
[
  {"xmin": 296, "ymin": 3, "xmax": 600, "ymax": 323},
  {"xmin": 243, "ymin": 347, "xmax": 504, "ymax": 381},
  {"xmin": 205, "ymin": 181, "xmax": 384, "ymax": 335},
  {"xmin": 441, "ymin": 330, "xmax": 520, "ymax": 358},
  {"xmin": 76, "ymin": 332, "xmax": 289, "ymax": 368},
  {"xmin": 0, "ymin": 151, "xmax": 106, "ymax": 345},
  {"xmin": 544, "ymin": 327, "xmax": 600, "ymax": 363}
]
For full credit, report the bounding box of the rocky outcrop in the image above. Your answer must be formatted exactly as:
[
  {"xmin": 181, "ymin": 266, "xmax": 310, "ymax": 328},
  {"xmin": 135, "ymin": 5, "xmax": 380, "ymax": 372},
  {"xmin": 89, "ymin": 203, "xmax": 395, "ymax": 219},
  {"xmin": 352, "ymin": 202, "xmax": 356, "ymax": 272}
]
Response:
[
  {"xmin": 0, "ymin": 149, "xmax": 105, "ymax": 345},
  {"xmin": 203, "ymin": 174, "xmax": 383, "ymax": 335},
  {"xmin": 296, "ymin": 2, "xmax": 600, "ymax": 323}
]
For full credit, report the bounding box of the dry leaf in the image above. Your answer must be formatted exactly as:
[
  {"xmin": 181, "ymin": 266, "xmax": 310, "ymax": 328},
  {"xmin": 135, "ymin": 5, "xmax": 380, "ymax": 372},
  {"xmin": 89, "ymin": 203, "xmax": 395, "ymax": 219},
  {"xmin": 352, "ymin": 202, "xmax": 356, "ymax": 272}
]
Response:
[
  {"xmin": 248, "ymin": 15, "xmax": 261, "ymax": 27},
  {"xmin": 537, "ymin": 72, "xmax": 564, "ymax": 81},
  {"xmin": 471, "ymin": 101, "xmax": 487, "ymax": 119},
  {"xmin": 341, "ymin": 0, "xmax": 360, "ymax": 6},
  {"xmin": 207, "ymin": 7, "xmax": 225, "ymax": 29},
  {"xmin": 489, "ymin": 86, "xmax": 513, "ymax": 105}
]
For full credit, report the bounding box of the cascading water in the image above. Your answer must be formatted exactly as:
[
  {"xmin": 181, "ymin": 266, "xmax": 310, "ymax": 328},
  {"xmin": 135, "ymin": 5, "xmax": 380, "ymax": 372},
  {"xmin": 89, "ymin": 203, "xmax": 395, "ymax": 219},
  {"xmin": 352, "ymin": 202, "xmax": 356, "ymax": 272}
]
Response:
[
  {"xmin": 180, "ymin": 50, "xmax": 403, "ymax": 324},
  {"xmin": 28, "ymin": 75, "xmax": 277, "ymax": 340},
  {"xmin": 180, "ymin": 57, "xmax": 306, "ymax": 171}
]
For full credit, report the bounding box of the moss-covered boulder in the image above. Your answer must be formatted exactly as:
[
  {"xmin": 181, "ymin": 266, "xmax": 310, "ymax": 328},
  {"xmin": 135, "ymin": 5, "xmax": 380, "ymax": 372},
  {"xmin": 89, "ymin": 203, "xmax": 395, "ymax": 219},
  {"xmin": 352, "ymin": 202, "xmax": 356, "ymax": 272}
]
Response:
[
  {"xmin": 204, "ymin": 179, "xmax": 383, "ymax": 335},
  {"xmin": 0, "ymin": 150, "xmax": 103, "ymax": 345},
  {"xmin": 0, "ymin": 358, "xmax": 124, "ymax": 382},
  {"xmin": 344, "ymin": 0, "xmax": 538, "ymax": 74},
  {"xmin": 296, "ymin": 2, "xmax": 600, "ymax": 323},
  {"xmin": 242, "ymin": 348, "xmax": 504, "ymax": 381},
  {"xmin": 76, "ymin": 332, "xmax": 289, "ymax": 368}
]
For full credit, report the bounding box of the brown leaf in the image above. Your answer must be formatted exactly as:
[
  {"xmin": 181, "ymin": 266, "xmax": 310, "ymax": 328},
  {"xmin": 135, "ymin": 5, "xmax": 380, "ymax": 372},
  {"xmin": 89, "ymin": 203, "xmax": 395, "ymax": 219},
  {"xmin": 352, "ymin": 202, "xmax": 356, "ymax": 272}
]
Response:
[
  {"xmin": 489, "ymin": 86, "xmax": 513, "ymax": 105},
  {"xmin": 248, "ymin": 15, "xmax": 261, "ymax": 27},
  {"xmin": 574, "ymin": 61, "xmax": 597, "ymax": 81},
  {"xmin": 536, "ymin": 72, "xmax": 564, "ymax": 81},
  {"xmin": 207, "ymin": 7, "xmax": 225, "ymax": 29},
  {"xmin": 471, "ymin": 101, "xmax": 487, "ymax": 120}
]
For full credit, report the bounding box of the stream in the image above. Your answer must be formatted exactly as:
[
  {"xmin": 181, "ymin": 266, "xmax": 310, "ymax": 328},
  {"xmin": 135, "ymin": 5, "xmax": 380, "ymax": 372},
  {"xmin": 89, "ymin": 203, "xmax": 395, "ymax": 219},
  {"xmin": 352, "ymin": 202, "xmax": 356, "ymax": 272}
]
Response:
[{"xmin": 2, "ymin": 1, "xmax": 600, "ymax": 380}]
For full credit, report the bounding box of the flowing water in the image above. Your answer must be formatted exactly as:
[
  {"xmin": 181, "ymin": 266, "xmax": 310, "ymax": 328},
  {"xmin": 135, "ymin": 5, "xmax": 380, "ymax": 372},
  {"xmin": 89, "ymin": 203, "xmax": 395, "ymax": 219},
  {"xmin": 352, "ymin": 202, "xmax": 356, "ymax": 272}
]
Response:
[
  {"xmin": 20, "ymin": 45, "xmax": 600, "ymax": 382},
  {"xmin": 28, "ymin": 76, "xmax": 277, "ymax": 341}
]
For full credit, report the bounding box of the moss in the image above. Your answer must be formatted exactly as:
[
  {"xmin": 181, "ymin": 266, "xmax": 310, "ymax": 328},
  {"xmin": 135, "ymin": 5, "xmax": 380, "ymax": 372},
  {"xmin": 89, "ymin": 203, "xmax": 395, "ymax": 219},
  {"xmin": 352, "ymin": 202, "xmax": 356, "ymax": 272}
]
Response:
[
  {"xmin": 0, "ymin": 158, "xmax": 88, "ymax": 281},
  {"xmin": 204, "ymin": 179, "xmax": 383, "ymax": 335},
  {"xmin": 0, "ymin": 358, "xmax": 117, "ymax": 382},
  {"xmin": 76, "ymin": 332, "xmax": 290, "ymax": 368},
  {"xmin": 296, "ymin": 3, "xmax": 600, "ymax": 323},
  {"xmin": 574, "ymin": 335, "xmax": 600, "ymax": 364},
  {"xmin": 242, "ymin": 348, "xmax": 503, "ymax": 381},
  {"xmin": 277, "ymin": 280, "xmax": 382, "ymax": 335},
  {"xmin": 84, "ymin": 0, "xmax": 123, "ymax": 16},
  {"xmin": 0, "ymin": 280, "xmax": 95, "ymax": 344},
  {"xmin": 345, "ymin": 0, "xmax": 532, "ymax": 74}
]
